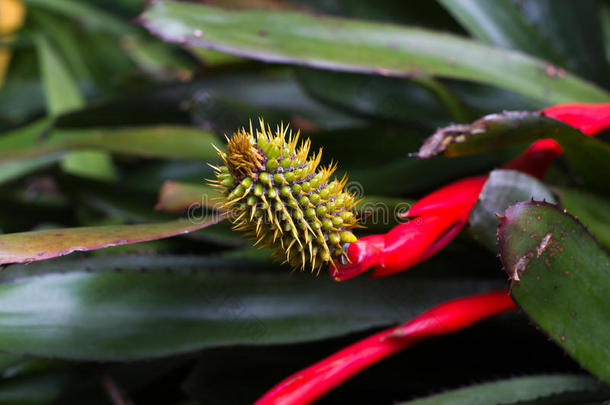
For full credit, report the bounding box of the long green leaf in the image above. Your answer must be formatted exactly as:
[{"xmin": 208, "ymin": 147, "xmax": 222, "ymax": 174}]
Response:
[
  {"xmin": 397, "ymin": 374, "xmax": 605, "ymax": 405},
  {"xmin": 35, "ymin": 36, "xmax": 84, "ymax": 116},
  {"xmin": 0, "ymin": 126, "xmax": 220, "ymax": 163},
  {"xmin": 0, "ymin": 218, "xmax": 221, "ymax": 265},
  {"xmin": 0, "ymin": 254, "xmax": 502, "ymax": 360},
  {"xmin": 140, "ymin": 1, "xmax": 610, "ymax": 104},
  {"xmin": 498, "ymin": 201, "xmax": 610, "ymax": 384}
]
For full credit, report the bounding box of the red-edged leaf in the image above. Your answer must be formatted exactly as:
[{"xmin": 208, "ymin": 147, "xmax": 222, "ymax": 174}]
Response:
[{"xmin": 0, "ymin": 217, "xmax": 222, "ymax": 265}]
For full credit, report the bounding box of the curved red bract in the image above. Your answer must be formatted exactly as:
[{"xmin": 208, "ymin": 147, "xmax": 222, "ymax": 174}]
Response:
[
  {"xmin": 253, "ymin": 290, "xmax": 515, "ymax": 405},
  {"xmin": 542, "ymin": 102, "xmax": 610, "ymax": 135}
]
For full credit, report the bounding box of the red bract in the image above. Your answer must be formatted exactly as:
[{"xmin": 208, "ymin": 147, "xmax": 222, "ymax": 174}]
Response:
[
  {"xmin": 331, "ymin": 103, "xmax": 610, "ymax": 281},
  {"xmin": 542, "ymin": 102, "xmax": 610, "ymax": 135},
  {"xmin": 253, "ymin": 290, "xmax": 515, "ymax": 405}
]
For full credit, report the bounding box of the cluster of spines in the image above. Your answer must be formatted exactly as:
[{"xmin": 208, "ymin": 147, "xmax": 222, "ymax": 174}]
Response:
[{"xmin": 208, "ymin": 120, "xmax": 360, "ymax": 273}]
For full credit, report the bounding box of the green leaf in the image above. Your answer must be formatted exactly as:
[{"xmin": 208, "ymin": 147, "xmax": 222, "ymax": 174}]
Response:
[
  {"xmin": 555, "ymin": 187, "xmax": 610, "ymax": 249},
  {"xmin": 121, "ymin": 35, "xmax": 195, "ymax": 82},
  {"xmin": 0, "ymin": 155, "xmax": 61, "ymax": 186},
  {"xmin": 498, "ymin": 201, "xmax": 610, "ymax": 384},
  {"xmin": 511, "ymin": 0, "xmax": 609, "ymax": 87},
  {"xmin": 295, "ymin": 68, "xmax": 457, "ymax": 128},
  {"xmin": 25, "ymin": 0, "xmax": 135, "ymax": 36},
  {"xmin": 0, "ymin": 120, "xmax": 52, "ymax": 150},
  {"xmin": 469, "ymin": 169, "xmax": 556, "ymax": 251},
  {"xmin": 0, "ymin": 373, "xmax": 69, "ymax": 404},
  {"xmin": 35, "ymin": 36, "xmax": 84, "ymax": 116},
  {"xmin": 0, "ymin": 218, "xmax": 221, "ymax": 265},
  {"xmin": 59, "ymin": 150, "xmax": 118, "ymax": 182},
  {"xmin": 0, "ymin": 125, "xmax": 220, "ymax": 163},
  {"xmin": 0, "ymin": 254, "xmax": 502, "ymax": 360},
  {"xmin": 397, "ymin": 374, "xmax": 605, "ymax": 405},
  {"xmin": 29, "ymin": 9, "xmax": 93, "ymax": 83},
  {"xmin": 139, "ymin": 1, "xmax": 610, "ymax": 104},
  {"xmin": 439, "ymin": 0, "xmax": 560, "ymax": 61},
  {"xmin": 417, "ymin": 111, "xmax": 610, "ymax": 191}
]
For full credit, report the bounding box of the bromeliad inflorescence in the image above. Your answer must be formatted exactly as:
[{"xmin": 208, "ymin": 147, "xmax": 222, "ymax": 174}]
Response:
[{"xmin": 208, "ymin": 120, "xmax": 359, "ymax": 273}]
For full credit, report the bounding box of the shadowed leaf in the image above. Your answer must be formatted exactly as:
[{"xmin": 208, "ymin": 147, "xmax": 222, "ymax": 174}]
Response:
[
  {"xmin": 555, "ymin": 187, "xmax": 610, "ymax": 249},
  {"xmin": 0, "ymin": 254, "xmax": 502, "ymax": 360},
  {"xmin": 397, "ymin": 374, "xmax": 606, "ymax": 405},
  {"xmin": 155, "ymin": 181, "xmax": 222, "ymax": 213}
]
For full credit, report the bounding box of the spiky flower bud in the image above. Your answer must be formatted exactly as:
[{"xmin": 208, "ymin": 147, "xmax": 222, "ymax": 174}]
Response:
[{"xmin": 208, "ymin": 120, "xmax": 360, "ymax": 273}]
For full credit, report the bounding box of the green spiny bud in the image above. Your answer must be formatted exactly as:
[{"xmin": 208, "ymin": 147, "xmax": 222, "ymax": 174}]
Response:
[{"xmin": 209, "ymin": 119, "xmax": 360, "ymax": 273}]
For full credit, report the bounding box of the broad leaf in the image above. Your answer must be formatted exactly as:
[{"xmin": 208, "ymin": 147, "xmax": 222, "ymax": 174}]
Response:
[
  {"xmin": 139, "ymin": 1, "xmax": 609, "ymax": 104},
  {"xmin": 498, "ymin": 201, "xmax": 610, "ymax": 384},
  {"xmin": 0, "ymin": 218, "xmax": 221, "ymax": 265},
  {"xmin": 397, "ymin": 374, "xmax": 606, "ymax": 405},
  {"xmin": 469, "ymin": 169, "xmax": 555, "ymax": 251},
  {"xmin": 0, "ymin": 254, "xmax": 502, "ymax": 360}
]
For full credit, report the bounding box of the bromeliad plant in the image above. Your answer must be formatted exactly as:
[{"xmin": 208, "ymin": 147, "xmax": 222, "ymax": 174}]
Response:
[
  {"xmin": 210, "ymin": 104, "xmax": 610, "ymax": 404},
  {"xmin": 0, "ymin": 1, "xmax": 608, "ymax": 404}
]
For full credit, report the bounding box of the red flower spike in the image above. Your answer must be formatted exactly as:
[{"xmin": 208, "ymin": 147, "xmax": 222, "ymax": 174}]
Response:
[
  {"xmin": 404, "ymin": 175, "xmax": 487, "ymax": 218},
  {"xmin": 542, "ymin": 102, "xmax": 610, "ymax": 136},
  {"xmin": 253, "ymin": 290, "xmax": 515, "ymax": 405},
  {"xmin": 332, "ymin": 102, "xmax": 610, "ymax": 281}
]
